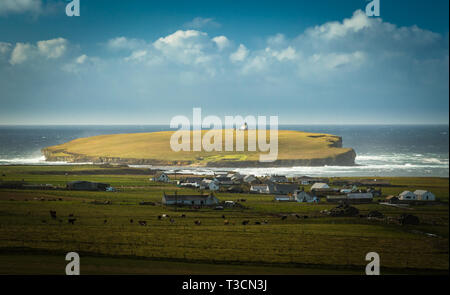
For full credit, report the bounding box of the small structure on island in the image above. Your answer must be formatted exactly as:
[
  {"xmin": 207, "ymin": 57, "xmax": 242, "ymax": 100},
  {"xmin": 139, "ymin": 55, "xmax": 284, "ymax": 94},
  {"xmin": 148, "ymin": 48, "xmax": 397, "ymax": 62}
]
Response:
[
  {"xmin": 239, "ymin": 122, "xmax": 248, "ymax": 130},
  {"xmin": 162, "ymin": 192, "xmax": 219, "ymax": 206},
  {"xmin": 413, "ymin": 190, "xmax": 436, "ymax": 201}
]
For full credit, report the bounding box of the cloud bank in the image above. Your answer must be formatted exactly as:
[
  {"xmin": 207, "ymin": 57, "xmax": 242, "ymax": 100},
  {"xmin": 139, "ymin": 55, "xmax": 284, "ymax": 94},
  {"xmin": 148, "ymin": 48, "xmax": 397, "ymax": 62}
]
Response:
[{"xmin": 0, "ymin": 10, "xmax": 448, "ymax": 124}]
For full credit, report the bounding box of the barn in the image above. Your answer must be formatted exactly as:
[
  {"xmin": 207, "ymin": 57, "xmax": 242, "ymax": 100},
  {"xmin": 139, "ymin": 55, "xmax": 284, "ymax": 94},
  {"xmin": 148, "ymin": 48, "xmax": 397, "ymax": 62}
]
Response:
[
  {"xmin": 162, "ymin": 193, "xmax": 219, "ymax": 206},
  {"xmin": 311, "ymin": 182, "xmax": 330, "ymax": 190},
  {"xmin": 414, "ymin": 190, "xmax": 436, "ymax": 201},
  {"xmin": 398, "ymin": 191, "xmax": 416, "ymax": 201},
  {"xmin": 67, "ymin": 181, "xmax": 110, "ymax": 191}
]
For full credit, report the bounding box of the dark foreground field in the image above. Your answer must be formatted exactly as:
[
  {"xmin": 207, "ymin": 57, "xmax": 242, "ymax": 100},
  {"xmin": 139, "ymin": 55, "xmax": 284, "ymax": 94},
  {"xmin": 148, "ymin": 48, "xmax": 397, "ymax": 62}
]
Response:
[{"xmin": 0, "ymin": 165, "xmax": 448, "ymax": 275}]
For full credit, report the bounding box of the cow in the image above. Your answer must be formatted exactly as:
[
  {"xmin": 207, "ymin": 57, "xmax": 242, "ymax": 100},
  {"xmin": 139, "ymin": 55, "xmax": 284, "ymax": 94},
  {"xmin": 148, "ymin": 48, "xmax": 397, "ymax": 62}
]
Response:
[
  {"xmin": 68, "ymin": 218, "xmax": 76, "ymax": 225},
  {"xmin": 242, "ymin": 220, "xmax": 249, "ymax": 225},
  {"xmin": 49, "ymin": 210, "xmax": 57, "ymax": 219},
  {"xmin": 221, "ymin": 214, "xmax": 226, "ymax": 219},
  {"xmin": 170, "ymin": 218, "xmax": 175, "ymax": 223},
  {"xmin": 104, "ymin": 219, "xmax": 107, "ymax": 224},
  {"xmin": 130, "ymin": 219, "xmax": 134, "ymax": 223},
  {"xmin": 181, "ymin": 214, "xmax": 186, "ymax": 218},
  {"xmin": 281, "ymin": 215, "xmax": 287, "ymax": 221},
  {"xmin": 224, "ymin": 220, "xmax": 229, "ymax": 225},
  {"xmin": 158, "ymin": 215, "xmax": 162, "ymax": 220},
  {"xmin": 254, "ymin": 221, "xmax": 261, "ymax": 225},
  {"xmin": 138, "ymin": 220, "xmax": 147, "ymax": 226},
  {"xmin": 194, "ymin": 220, "xmax": 201, "ymax": 225},
  {"xmin": 294, "ymin": 214, "xmax": 300, "ymax": 219}
]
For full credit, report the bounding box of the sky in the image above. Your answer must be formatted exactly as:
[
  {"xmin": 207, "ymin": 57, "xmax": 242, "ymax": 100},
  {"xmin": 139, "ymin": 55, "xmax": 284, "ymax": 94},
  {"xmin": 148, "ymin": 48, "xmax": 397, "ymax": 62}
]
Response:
[{"xmin": 0, "ymin": 0, "xmax": 448, "ymax": 125}]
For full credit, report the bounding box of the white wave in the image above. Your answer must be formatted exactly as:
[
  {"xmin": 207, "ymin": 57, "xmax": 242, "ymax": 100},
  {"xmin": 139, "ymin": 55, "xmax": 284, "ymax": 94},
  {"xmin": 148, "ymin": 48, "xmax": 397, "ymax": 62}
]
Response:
[{"xmin": 0, "ymin": 156, "xmax": 92, "ymax": 166}]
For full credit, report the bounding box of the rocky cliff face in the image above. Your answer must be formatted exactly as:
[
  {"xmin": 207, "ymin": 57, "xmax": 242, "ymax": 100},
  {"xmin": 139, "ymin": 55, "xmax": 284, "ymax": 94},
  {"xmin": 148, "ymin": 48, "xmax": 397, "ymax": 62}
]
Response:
[{"xmin": 42, "ymin": 147, "xmax": 356, "ymax": 167}]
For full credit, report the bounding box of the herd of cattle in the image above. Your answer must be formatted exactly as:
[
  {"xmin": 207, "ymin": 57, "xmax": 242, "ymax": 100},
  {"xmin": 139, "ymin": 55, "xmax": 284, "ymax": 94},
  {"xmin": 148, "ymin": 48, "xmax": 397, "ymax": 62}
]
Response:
[{"xmin": 45, "ymin": 210, "xmax": 307, "ymax": 227}]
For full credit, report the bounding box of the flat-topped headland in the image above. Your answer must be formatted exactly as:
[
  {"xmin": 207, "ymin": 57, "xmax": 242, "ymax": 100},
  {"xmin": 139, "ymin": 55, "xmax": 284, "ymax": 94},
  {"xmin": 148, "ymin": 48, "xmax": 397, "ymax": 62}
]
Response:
[{"xmin": 42, "ymin": 130, "xmax": 356, "ymax": 167}]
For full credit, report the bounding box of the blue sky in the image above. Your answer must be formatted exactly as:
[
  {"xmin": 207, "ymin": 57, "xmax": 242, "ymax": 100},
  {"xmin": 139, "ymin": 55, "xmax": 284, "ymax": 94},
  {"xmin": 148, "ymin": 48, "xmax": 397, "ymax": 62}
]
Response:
[{"xmin": 0, "ymin": 0, "xmax": 448, "ymax": 124}]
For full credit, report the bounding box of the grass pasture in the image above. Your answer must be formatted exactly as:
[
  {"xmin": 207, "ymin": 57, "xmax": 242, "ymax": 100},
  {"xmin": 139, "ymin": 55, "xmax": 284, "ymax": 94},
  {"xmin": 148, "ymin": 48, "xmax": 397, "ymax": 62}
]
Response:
[{"xmin": 0, "ymin": 165, "xmax": 448, "ymax": 275}]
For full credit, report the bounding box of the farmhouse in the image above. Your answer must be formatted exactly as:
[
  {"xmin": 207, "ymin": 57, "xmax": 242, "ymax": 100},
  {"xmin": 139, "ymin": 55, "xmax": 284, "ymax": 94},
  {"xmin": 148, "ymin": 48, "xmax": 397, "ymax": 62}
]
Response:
[
  {"xmin": 250, "ymin": 184, "xmax": 273, "ymax": 194},
  {"xmin": 153, "ymin": 172, "xmax": 170, "ymax": 183},
  {"xmin": 269, "ymin": 175, "xmax": 288, "ymax": 183},
  {"xmin": 243, "ymin": 175, "xmax": 258, "ymax": 183},
  {"xmin": 414, "ymin": 190, "xmax": 436, "ymax": 201},
  {"xmin": 201, "ymin": 179, "xmax": 220, "ymax": 191},
  {"xmin": 214, "ymin": 176, "xmax": 234, "ymax": 186},
  {"xmin": 311, "ymin": 182, "xmax": 330, "ymax": 190},
  {"xmin": 273, "ymin": 184, "xmax": 298, "ymax": 195},
  {"xmin": 67, "ymin": 181, "xmax": 110, "ymax": 191},
  {"xmin": 398, "ymin": 190, "xmax": 416, "ymax": 201},
  {"xmin": 162, "ymin": 193, "xmax": 219, "ymax": 206},
  {"xmin": 295, "ymin": 190, "xmax": 319, "ymax": 203},
  {"xmin": 179, "ymin": 177, "xmax": 203, "ymax": 188}
]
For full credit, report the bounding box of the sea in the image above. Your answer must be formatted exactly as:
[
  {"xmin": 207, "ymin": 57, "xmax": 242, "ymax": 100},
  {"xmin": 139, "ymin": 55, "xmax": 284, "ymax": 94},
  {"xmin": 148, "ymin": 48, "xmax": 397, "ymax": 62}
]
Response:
[{"xmin": 0, "ymin": 125, "xmax": 448, "ymax": 177}]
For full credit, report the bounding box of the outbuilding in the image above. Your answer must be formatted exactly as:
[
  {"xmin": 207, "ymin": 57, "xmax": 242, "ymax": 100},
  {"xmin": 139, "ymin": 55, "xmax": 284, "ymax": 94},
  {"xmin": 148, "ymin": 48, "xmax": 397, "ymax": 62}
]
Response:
[
  {"xmin": 398, "ymin": 191, "xmax": 416, "ymax": 201},
  {"xmin": 414, "ymin": 190, "xmax": 436, "ymax": 201}
]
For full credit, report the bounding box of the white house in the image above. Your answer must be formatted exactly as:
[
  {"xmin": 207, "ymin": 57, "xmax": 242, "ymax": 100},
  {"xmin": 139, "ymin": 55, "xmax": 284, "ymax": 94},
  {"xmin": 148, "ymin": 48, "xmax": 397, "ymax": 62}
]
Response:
[
  {"xmin": 311, "ymin": 182, "xmax": 330, "ymax": 190},
  {"xmin": 398, "ymin": 190, "xmax": 417, "ymax": 201},
  {"xmin": 250, "ymin": 184, "xmax": 272, "ymax": 194},
  {"xmin": 269, "ymin": 175, "xmax": 288, "ymax": 183},
  {"xmin": 243, "ymin": 175, "xmax": 257, "ymax": 183},
  {"xmin": 162, "ymin": 193, "xmax": 219, "ymax": 206},
  {"xmin": 295, "ymin": 191, "xmax": 319, "ymax": 203},
  {"xmin": 153, "ymin": 172, "xmax": 170, "ymax": 183},
  {"xmin": 414, "ymin": 190, "xmax": 436, "ymax": 201}
]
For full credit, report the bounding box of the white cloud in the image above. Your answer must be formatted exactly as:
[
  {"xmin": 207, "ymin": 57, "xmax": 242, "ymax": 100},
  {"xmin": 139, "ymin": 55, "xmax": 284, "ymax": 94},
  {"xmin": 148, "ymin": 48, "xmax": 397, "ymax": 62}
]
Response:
[
  {"xmin": 107, "ymin": 37, "xmax": 147, "ymax": 51},
  {"xmin": 230, "ymin": 44, "xmax": 249, "ymax": 63},
  {"xmin": 37, "ymin": 38, "xmax": 68, "ymax": 59},
  {"xmin": 153, "ymin": 30, "xmax": 214, "ymax": 65},
  {"xmin": 9, "ymin": 38, "xmax": 68, "ymax": 65},
  {"xmin": 267, "ymin": 46, "xmax": 297, "ymax": 61},
  {"xmin": 0, "ymin": 0, "xmax": 42, "ymax": 15},
  {"xmin": 0, "ymin": 42, "xmax": 12, "ymax": 56},
  {"xmin": 212, "ymin": 36, "xmax": 230, "ymax": 51},
  {"xmin": 307, "ymin": 10, "xmax": 372, "ymax": 40},
  {"xmin": 124, "ymin": 50, "xmax": 148, "ymax": 62},
  {"xmin": 10, "ymin": 42, "xmax": 33, "ymax": 65},
  {"xmin": 76, "ymin": 54, "xmax": 88, "ymax": 64},
  {"xmin": 184, "ymin": 17, "xmax": 221, "ymax": 29}
]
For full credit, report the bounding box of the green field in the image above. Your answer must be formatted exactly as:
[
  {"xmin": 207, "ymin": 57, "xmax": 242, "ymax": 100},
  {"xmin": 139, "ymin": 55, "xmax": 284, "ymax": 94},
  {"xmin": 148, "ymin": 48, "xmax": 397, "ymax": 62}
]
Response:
[
  {"xmin": 0, "ymin": 165, "xmax": 448, "ymax": 275},
  {"xmin": 42, "ymin": 130, "xmax": 355, "ymax": 166}
]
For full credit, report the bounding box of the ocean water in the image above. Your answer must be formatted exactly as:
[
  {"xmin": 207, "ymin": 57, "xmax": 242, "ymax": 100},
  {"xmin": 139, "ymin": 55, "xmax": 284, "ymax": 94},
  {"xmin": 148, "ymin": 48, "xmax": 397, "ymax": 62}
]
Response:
[{"xmin": 0, "ymin": 125, "xmax": 448, "ymax": 177}]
